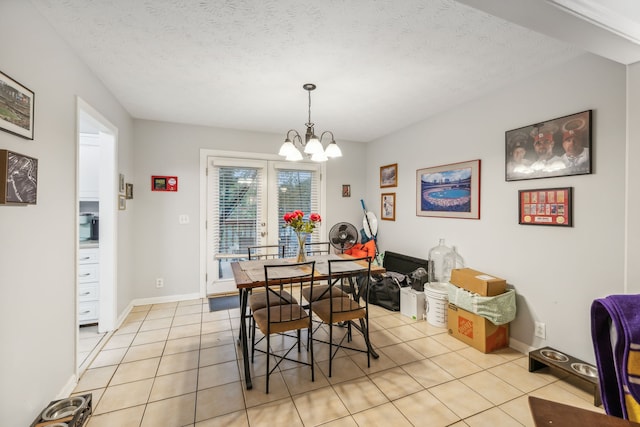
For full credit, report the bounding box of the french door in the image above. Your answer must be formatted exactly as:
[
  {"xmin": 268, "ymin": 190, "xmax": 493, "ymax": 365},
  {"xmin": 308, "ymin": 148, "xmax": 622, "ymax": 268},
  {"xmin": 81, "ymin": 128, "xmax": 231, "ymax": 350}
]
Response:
[{"xmin": 206, "ymin": 156, "xmax": 323, "ymax": 295}]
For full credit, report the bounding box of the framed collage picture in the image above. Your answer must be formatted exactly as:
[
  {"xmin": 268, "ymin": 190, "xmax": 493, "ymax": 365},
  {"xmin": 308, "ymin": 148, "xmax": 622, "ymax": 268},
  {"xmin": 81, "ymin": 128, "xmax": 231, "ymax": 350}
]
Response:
[{"xmin": 518, "ymin": 187, "xmax": 573, "ymax": 227}]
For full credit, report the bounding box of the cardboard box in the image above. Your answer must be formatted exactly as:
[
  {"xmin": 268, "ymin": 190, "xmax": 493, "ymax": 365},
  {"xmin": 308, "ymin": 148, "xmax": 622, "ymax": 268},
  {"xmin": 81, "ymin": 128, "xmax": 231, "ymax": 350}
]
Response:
[
  {"xmin": 447, "ymin": 303, "xmax": 509, "ymax": 353},
  {"xmin": 400, "ymin": 287, "xmax": 426, "ymax": 320},
  {"xmin": 450, "ymin": 268, "xmax": 506, "ymax": 296}
]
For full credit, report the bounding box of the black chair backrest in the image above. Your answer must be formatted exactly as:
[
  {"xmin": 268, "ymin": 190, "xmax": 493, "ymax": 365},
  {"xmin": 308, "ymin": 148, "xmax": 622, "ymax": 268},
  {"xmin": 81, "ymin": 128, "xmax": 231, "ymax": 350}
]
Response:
[
  {"xmin": 248, "ymin": 244, "xmax": 286, "ymax": 260},
  {"xmin": 327, "ymin": 256, "xmax": 372, "ymax": 305},
  {"xmin": 305, "ymin": 241, "xmax": 331, "ymax": 256},
  {"xmin": 263, "ymin": 261, "xmax": 315, "ymax": 322}
]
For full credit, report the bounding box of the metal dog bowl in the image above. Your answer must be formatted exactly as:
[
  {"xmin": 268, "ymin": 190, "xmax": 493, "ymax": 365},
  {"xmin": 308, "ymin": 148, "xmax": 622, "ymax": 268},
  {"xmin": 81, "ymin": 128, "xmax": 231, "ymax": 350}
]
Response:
[
  {"xmin": 540, "ymin": 349, "xmax": 569, "ymax": 363},
  {"xmin": 42, "ymin": 396, "xmax": 87, "ymax": 421},
  {"xmin": 571, "ymin": 362, "xmax": 598, "ymax": 378}
]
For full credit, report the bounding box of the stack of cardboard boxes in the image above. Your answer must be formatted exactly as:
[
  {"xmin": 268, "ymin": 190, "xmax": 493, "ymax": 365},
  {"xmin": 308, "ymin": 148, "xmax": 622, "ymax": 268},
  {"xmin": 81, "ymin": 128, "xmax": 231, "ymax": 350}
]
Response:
[{"xmin": 447, "ymin": 268, "xmax": 510, "ymax": 353}]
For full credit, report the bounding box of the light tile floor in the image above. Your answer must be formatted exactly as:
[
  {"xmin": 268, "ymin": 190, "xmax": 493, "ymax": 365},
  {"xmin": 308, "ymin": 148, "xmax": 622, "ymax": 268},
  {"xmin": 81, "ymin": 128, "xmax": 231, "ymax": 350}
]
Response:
[
  {"xmin": 79, "ymin": 324, "xmax": 107, "ymax": 369},
  {"xmin": 72, "ymin": 298, "xmax": 604, "ymax": 426}
]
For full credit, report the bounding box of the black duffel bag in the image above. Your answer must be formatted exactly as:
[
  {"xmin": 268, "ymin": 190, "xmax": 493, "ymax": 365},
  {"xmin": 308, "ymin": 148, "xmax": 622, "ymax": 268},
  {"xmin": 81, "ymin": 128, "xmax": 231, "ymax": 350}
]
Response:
[
  {"xmin": 359, "ymin": 251, "xmax": 430, "ymax": 311},
  {"xmin": 361, "ymin": 272, "xmax": 407, "ymax": 311}
]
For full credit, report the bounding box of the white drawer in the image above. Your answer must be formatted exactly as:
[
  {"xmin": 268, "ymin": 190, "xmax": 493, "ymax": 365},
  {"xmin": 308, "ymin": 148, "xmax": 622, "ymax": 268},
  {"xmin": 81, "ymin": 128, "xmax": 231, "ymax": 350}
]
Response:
[
  {"xmin": 78, "ymin": 264, "xmax": 99, "ymax": 283},
  {"xmin": 78, "ymin": 283, "xmax": 99, "ymax": 302},
  {"xmin": 79, "ymin": 248, "xmax": 99, "ymax": 264},
  {"xmin": 79, "ymin": 301, "xmax": 99, "ymax": 323}
]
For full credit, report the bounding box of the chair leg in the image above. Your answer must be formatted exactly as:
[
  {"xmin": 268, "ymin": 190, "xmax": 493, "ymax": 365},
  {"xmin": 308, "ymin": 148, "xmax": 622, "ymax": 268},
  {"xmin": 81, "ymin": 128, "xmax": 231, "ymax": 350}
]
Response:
[
  {"xmin": 251, "ymin": 315, "xmax": 257, "ymax": 363},
  {"xmin": 265, "ymin": 333, "xmax": 270, "ymax": 394},
  {"xmin": 328, "ymin": 323, "xmax": 333, "ymax": 378},
  {"xmin": 359, "ymin": 318, "xmax": 371, "ymax": 368},
  {"xmin": 309, "ymin": 324, "xmax": 315, "ymax": 382}
]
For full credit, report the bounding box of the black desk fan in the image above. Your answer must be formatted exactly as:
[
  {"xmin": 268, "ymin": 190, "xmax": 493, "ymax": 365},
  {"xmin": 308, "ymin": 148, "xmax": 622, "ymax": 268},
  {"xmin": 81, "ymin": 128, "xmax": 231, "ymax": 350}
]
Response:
[{"xmin": 329, "ymin": 222, "xmax": 358, "ymax": 253}]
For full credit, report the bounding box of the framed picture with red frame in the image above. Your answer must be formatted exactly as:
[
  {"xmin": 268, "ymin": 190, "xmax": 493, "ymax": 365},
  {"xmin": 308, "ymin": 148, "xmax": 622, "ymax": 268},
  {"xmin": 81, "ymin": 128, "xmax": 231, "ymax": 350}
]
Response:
[{"xmin": 519, "ymin": 187, "xmax": 573, "ymax": 227}]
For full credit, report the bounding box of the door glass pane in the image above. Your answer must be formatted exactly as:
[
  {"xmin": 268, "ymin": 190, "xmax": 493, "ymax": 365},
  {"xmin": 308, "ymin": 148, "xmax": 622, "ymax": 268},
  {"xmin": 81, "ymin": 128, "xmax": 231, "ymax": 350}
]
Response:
[
  {"xmin": 277, "ymin": 169, "xmax": 319, "ymax": 257},
  {"xmin": 213, "ymin": 166, "xmax": 262, "ymax": 279}
]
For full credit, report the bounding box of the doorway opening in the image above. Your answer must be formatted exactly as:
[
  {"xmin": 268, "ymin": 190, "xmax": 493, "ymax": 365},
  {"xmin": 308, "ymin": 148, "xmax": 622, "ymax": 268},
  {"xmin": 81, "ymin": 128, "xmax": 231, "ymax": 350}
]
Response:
[{"xmin": 77, "ymin": 98, "xmax": 118, "ymax": 371}]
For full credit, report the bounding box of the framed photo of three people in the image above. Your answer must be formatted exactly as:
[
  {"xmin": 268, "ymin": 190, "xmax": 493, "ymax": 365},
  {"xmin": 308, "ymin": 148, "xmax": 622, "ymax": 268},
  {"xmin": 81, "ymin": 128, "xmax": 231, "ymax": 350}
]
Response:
[{"xmin": 506, "ymin": 110, "xmax": 592, "ymax": 181}]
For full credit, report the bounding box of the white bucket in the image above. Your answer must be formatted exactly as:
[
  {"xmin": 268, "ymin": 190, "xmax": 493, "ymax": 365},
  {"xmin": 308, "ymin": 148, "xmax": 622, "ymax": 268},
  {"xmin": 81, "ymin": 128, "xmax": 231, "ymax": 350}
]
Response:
[{"xmin": 424, "ymin": 282, "xmax": 449, "ymax": 327}]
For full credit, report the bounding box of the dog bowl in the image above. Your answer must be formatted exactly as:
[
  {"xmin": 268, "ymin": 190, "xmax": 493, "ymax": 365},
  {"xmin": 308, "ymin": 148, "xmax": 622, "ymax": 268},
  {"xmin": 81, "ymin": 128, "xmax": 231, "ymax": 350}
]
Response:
[
  {"xmin": 41, "ymin": 396, "xmax": 87, "ymax": 421},
  {"xmin": 571, "ymin": 362, "xmax": 598, "ymax": 378},
  {"xmin": 540, "ymin": 349, "xmax": 569, "ymax": 362}
]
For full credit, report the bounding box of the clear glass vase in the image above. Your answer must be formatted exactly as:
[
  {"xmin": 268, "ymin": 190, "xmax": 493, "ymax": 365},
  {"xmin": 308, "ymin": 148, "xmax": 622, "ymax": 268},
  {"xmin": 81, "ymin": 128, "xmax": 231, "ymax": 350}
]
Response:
[
  {"xmin": 443, "ymin": 245, "xmax": 465, "ymax": 282},
  {"xmin": 428, "ymin": 238, "xmax": 452, "ymax": 283},
  {"xmin": 296, "ymin": 232, "xmax": 308, "ymax": 262}
]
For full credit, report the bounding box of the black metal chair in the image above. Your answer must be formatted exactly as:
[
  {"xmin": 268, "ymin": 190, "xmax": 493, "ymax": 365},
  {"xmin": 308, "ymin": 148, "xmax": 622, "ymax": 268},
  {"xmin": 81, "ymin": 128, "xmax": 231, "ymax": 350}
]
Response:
[
  {"xmin": 305, "ymin": 241, "xmax": 331, "ymax": 256},
  {"xmin": 245, "ymin": 245, "xmax": 288, "ymax": 339},
  {"xmin": 251, "ymin": 261, "xmax": 315, "ymax": 393},
  {"xmin": 307, "ymin": 256, "xmax": 373, "ymax": 377}
]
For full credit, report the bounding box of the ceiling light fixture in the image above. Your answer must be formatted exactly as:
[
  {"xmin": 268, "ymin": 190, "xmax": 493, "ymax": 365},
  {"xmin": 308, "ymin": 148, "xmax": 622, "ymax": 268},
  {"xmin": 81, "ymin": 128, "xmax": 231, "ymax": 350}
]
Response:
[{"xmin": 278, "ymin": 83, "xmax": 342, "ymax": 162}]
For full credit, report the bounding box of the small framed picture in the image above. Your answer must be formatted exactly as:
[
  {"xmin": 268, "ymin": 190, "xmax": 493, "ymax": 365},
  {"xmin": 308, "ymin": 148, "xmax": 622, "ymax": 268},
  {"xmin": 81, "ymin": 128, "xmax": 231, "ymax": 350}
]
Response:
[
  {"xmin": 119, "ymin": 173, "xmax": 125, "ymax": 194},
  {"xmin": 125, "ymin": 183, "xmax": 133, "ymax": 199},
  {"xmin": 118, "ymin": 195, "xmax": 126, "ymax": 210},
  {"xmin": 342, "ymin": 184, "xmax": 351, "ymax": 198},
  {"xmin": 0, "ymin": 70, "xmax": 35, "ymax": 140},
  {"xmin": 151, "ymin": 175, "xmax": 178, "ymax": 191},
  {"xmin": 519, "ymin": 187, "xmax": 573, "ymax": 227},
  {"xmin": 380, "ymin": 163, "xmax": 398, "ymax": 188},
  {"xmin": 0, "ymin": 149, "xmax": 38, "ymax": 204},
  {"xmin": 381, "ymin": 192, "xmax": 396, "ymax": 221}
]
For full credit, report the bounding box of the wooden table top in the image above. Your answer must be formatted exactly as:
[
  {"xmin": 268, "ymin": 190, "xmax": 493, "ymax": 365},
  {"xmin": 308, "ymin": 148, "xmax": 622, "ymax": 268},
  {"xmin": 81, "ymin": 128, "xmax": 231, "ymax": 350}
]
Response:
[{"xmin": 231, "ymin": 254, "xmax": 385, "ymax": 289}]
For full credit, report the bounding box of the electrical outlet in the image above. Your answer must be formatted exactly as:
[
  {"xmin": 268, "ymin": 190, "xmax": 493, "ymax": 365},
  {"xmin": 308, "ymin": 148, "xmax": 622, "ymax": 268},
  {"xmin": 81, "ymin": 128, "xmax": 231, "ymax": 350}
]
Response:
[
  {"xmin": 156, "ymin": 278, "xmax": 164, "ymax": 288},
  {"xmin": 535, "ymin": 321, "xmax": 546, "ymax": 339}
]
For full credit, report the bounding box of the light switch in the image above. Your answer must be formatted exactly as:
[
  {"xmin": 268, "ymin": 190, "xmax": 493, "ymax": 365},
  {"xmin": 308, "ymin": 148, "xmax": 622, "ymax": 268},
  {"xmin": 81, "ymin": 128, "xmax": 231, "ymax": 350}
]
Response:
[{"xmin": 179, "ymin": 214, "xmax": 190, "ymax": 224}]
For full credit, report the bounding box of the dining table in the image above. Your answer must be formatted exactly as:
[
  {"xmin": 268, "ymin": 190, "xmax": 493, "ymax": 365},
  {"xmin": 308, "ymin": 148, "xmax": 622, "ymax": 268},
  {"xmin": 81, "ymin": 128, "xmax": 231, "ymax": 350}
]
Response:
[{"xmin": 231, "ymin": 253, "xmax": 385, "ymax": 389}]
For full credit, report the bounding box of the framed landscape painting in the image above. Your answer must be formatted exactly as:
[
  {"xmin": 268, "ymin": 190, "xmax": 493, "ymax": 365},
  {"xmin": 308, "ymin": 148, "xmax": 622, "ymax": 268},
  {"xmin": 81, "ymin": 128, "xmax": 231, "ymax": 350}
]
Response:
[
  {"xmin": 416, "ymin": 159, "xmax": 480, "ymax": 219},
  {"xmin": 0, "ymin": 70, "xmax": 35, "ymax": 140},
  {"xmin": 380, "ymin": 163, "xmax": 397, "ymax": 188}
]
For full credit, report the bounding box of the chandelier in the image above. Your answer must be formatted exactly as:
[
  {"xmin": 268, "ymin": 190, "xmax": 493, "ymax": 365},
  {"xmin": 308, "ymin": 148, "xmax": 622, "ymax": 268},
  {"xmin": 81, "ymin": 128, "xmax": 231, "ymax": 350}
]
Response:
[{"xmin": 278, "ymin": 83, "xmax": 342, "ymax": 162}]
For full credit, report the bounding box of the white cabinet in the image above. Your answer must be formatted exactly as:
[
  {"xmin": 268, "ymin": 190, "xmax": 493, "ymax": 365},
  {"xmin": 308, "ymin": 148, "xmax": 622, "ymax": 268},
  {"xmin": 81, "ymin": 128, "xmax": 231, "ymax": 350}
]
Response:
[
  {"xmin": 79, "ymin": 247, "xmax": 99, "ymax": 325},
  {"xmin": 79, "ymin": 134, "xmax": 100, "ymax": 200}
]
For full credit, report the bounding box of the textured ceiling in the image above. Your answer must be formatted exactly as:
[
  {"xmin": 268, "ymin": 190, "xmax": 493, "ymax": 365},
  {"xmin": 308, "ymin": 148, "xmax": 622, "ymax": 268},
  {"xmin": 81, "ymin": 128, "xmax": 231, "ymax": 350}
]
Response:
[{"xmin": 28, "ymin": 0, "xmax": 596, "ymax": 142}]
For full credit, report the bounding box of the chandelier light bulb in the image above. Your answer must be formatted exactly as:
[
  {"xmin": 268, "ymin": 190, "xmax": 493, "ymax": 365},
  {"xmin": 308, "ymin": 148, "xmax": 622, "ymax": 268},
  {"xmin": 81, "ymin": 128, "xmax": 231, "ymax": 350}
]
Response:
[
  {"xmin": 286, "ymin": 148, "xmax": 303, "ymax": 161},
  {"xmin": 325, "ymin": 141, "xmax": 342, "ymax": 158},
  {"xmin": 311, "ymin": 150, "xmax": 328, "ymax": 162},
  {"xmin": 304, "ymin": 137, "xmax": 323, "ymax": 154},
  {"xmin": 278, "ymin": 140, "xmax": 296, "ymax": 157}
]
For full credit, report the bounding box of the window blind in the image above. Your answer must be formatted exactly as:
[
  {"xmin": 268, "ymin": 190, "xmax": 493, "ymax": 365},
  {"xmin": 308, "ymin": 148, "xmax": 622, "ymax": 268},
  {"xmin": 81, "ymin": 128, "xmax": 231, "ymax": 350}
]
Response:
[
  {"xmin": 211, "ymin": 165, "xmax": 263, "ymax": 256},
  {"xmin": 276, "ymin": 168, "xmax": 320, "ymax": 257}
]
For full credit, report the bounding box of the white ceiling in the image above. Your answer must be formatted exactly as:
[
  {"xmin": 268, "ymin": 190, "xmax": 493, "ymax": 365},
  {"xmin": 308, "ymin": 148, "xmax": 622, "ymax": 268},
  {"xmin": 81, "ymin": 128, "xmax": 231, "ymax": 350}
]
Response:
[{"xmin": 30, "ymin": 0, "xmax": 640, "ymax": 142}]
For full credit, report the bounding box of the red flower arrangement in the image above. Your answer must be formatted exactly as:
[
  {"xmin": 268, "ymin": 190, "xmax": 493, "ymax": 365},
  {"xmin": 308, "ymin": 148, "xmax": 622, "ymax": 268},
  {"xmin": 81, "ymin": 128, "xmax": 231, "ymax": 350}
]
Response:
[{"xmin": 283, "ymin": 210, "xmax": 321, "ymax": 233}]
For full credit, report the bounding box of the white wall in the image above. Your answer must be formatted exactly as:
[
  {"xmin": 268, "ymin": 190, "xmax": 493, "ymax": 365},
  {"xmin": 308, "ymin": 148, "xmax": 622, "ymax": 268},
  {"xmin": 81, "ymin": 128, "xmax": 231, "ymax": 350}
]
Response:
[
  {"xmin": 367, "ymin": 53, "xmax": 627, "ymax": 362},
  {"xmin": 2, "ymin": 2, "xmax": 637, "ymax": 424},
  {"xmin": 0, "ymin": 1, "xmax": 134, "ymax": 425},
  {"xmin": 627, "ymin": 62, "xmax": 640, "ymax": 295},
  {"xmin": 131, "ymin": 120, "xmax": 367, "ymax": 298}
]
